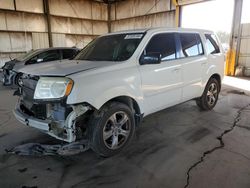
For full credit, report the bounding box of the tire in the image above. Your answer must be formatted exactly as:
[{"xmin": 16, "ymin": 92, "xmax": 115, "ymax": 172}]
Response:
[
  {"xmin": 88, "ymin": 102, "xmax": 135, "ymax": 157},
  {"xmin": 196, "ymin": 78, "xmax": 220, "ymax": 111},
  {"xmin": 14, "ymin": 73, "xmax": 23, "ymax": 87}
]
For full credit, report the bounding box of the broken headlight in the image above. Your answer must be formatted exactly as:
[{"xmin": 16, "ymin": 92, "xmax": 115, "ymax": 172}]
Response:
[{"xmin": 34, "ymin": 77, "xmax": 74, "ymax": 99}]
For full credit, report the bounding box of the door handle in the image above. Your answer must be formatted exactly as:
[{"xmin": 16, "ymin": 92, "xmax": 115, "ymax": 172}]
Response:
[{"xmin": 201, "ymin": 62, "xmax": 207, "ymax": 65}]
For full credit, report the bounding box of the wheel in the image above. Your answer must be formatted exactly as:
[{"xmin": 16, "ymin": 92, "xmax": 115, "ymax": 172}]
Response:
[
  {"xmin": 89, "ymin": 102, "xmax": 135, "ymax": 157},
  {"xmin": 196, "ymin": 78, "xmax": 220, "ymax": 111},
  {"xmin": 15, "ymin": 73, "xmax": 23, "ymax": 87}
]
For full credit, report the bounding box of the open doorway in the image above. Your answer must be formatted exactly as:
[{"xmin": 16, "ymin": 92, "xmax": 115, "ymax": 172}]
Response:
[{"xmin": 181, "ymin": 0, "xmax": 234, "ymax": 51}]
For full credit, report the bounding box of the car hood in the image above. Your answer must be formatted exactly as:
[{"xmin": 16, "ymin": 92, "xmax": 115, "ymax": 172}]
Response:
[
  {"xmin": 13, "ymin": 62, "xmax": 25, "ymax": 71},
  {"xmin": 19, "ymin": 60, "xmax": 117, "ymax": 76}
]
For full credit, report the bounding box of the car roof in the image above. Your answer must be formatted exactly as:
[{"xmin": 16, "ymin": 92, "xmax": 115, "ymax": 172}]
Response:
[
  {"xmin": 39, "ymin": 47, "xmax": 79, "ymax": 51},
  {"xmin": 29, "ymin": 47, "xmax": 79, "ymax": 53},
  {"xmin": 105, "ymin": 27, "xmax": 214, "ymax": 35}
]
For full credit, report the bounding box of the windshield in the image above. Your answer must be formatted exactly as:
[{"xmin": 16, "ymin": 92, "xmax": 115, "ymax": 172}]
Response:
[
  {"xmin": 75, "ymin": 33, "xmax": 145, "ymax": 61},
  {"xmin": 16, "ymin": 49, "xmax": 40, "ymax": 61}
]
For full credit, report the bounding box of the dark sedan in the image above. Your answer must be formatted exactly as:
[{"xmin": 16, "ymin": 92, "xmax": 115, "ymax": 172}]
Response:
[{"xmin": 2, "ymin": 47, "xmax": 79, "ymax": 86}]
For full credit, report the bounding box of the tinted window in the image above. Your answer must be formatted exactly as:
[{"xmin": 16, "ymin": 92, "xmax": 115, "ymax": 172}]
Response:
[
  {"xmin": 144, "ymin": 33, "xmax": 176, "ymax": 61},
  {"xmin": 26, "ymin": 50, "xmax": 60, "ymax": 64},
  {"xmin": 38, "ymin": 50, "xmax": 60, "ymax": 62},
  {"xmin": 75, "ymin": 33, "xmax": 144, "ymax": 61},
  {"xmin": 62, "ymin": 49, "xmax": 78, "ymax": 59},
  {"xmin": 205, "ymin": 34, "xmax": 220, "ymax": 54},
  {"xmin": 179, "ymin": 33, "xmax": 203, "ymax": 57}
]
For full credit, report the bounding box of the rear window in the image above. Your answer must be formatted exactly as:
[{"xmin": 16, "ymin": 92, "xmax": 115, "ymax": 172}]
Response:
[
  {"xmin": 62, "ymin": 49, "xmax": 78, "ymax": 59},
  {"xmin": 205, "ymin": 34, "xmax": 220, "ymax": 54},
  {"xmin": 179, "ymin": 33, "xmax": 204, "ymax": 57}
]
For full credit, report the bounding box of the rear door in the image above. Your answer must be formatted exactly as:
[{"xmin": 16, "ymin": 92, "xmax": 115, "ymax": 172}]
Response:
[
  {"xmin": 177, "ymin": 33, "xmax": 207, "ymax": 101},
  {"xmin": 138, "ymin": 32, "xmax": 183, "ymax": 114}
]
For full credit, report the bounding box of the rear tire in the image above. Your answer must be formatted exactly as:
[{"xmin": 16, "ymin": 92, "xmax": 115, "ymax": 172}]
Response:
[
  {"xmin": 196, "ymin": 78, "xmax": 220, "ymax": 111},
  {"xmin": 88, "ymin": 102, "xmax": 135, "ymax": 157}
]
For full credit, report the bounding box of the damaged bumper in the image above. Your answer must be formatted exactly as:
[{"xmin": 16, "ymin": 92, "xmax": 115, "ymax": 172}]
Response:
[
  {"xmin": 2, "ymin": 69, "xmax": 16, "ymax": 85},
  {"xmin": 14, "ymin": 101, "xmax": 89, "ymax": 143}
]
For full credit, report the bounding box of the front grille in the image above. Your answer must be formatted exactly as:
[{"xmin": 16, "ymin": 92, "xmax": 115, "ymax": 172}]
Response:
[
  {"xmin": 20, "ymin": 75, "xmax": 47, "ymax": 120},
  {"xmin": 31, "ymin": 104, "xmax": 47, "ymax": 119}
]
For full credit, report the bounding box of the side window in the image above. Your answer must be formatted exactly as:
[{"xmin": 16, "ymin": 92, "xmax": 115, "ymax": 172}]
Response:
[
  {"xmin": 62, "ymin": 49, "xmax": 78, "ymax": 59},
  {"xmin": 26, "ymin": 50, "xmax": 60, "ymax": 64},
  {"xmin": 205, "ymin": 34, "xmax": 220, "ymax": 54},
  {"xmin": 179, "ymin": 33, "xmax": 203, "ymax": 57},
  {"xmin": 38, "ymin": 50, "xmax": 61, "ymax": 62},
  {"xmin": 144, "ymin": 33, "xmax": 176, "ymax": 61}
]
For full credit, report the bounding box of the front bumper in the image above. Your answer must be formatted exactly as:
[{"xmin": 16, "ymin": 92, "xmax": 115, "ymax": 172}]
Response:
[
  {"xmin": 2, "ymin": 69, "xmax": 16, "ymax": 86},
  {"xmin": 14, "ymin": 102, "xmax": 76, "ymax": 143}
]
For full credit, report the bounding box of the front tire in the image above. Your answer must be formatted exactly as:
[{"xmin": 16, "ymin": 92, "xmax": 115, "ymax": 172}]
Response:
[
  {"xmin": 89, "ymin": 102, "xmax": 135, "ymax": 157},
  {"xmin": 196, "ymin": 78, "xmax": 220, "ymax": 111},
  {"xmin": 15, "ymin": 73, "xmax": 23, "ymax": 87}
]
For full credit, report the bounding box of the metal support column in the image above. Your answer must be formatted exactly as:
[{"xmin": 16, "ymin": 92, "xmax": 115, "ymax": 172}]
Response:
[
  {"xmin": 226, "ymin": 0, "xmax": 243, "ymax": 76},
  {"xmin": 43, "ymin": 0, "xmax": 53, "ymax": 47},
  {"xmin": 107, "ymin": 2, "xmax": 111, "ymax": 33},
  {"xmin": 172, "ymin": 0, "xmax": 180, "ymax": 27}
]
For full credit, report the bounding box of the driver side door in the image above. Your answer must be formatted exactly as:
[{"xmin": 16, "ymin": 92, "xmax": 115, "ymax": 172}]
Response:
[{"xmin": 138, "ymin": 32, "xmax": 183, "ymax": 115}]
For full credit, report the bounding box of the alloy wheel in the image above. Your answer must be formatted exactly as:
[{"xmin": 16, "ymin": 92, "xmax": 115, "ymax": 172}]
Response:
[
  {"xmin": 103, "ymin": 111, "xmax": 131, "ymax": 150},
  {"xmin": 206, "ymin": 83, "xmax": 218, "ymax": 106}
]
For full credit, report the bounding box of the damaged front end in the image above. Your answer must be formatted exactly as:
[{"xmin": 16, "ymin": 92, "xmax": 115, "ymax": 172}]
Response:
[
  {"xmin": 2, "ymin": 60, "xmax": 18, "ymax": 85},
  {"xmin": 13, "ymin": 74, "xmax": 91, "ymax": 142}
]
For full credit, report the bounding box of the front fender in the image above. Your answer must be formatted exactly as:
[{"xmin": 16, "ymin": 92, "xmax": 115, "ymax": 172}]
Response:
[
  {"xmin": 92, "ymin": 86, "xmax": 144, "ymax": 111},
  {"xmin": 66, "ymin": 65, "xmax": 145, "ymax": 113}
]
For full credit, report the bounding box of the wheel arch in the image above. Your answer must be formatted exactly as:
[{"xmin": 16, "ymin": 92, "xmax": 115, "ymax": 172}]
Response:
[
  {"xmin": 102, "ymin": 96, "xmax": 141, "ymax": 114},
  {"xmin": 99, "ymin": 95, "xmax": 143, "ymax": 126},
  {"xmin": 210, "ymin": 73, "xmax": 221, "ymax": 91}
]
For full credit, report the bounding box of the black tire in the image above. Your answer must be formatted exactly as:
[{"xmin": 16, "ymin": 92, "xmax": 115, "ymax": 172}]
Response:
[
  {"xmin": 88, "ymin": 102, "xmax": 135, "ymax": 157},
  {"xmin": 14, "ymin": 73, "xmax": 23, "ymax": 87},
  {"xmin": 196, "ymin": 78, "xmax": 220, "ymax": 111}
]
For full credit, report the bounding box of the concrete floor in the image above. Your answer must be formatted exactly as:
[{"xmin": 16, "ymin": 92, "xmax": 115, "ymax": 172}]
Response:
[{"xmin": 1, "ymin": 77, "xmax": 250, "ymax": 188}]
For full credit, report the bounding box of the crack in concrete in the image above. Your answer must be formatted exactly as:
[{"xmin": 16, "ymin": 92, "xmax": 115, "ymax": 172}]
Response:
[
  {"xmin": 184, "ymin": 104, "xmax": 250, "ymax": 188},
  {"xmin": 237, "ymin": 125, "xmax": 250, "ymax": 131},
  {"xmin": 223, "ymin": 148, "xmax": 250, "ymax": 161}
]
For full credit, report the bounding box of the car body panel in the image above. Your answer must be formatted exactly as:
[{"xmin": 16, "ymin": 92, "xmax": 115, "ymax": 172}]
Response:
[
  {"xmin": 67, "ymin": 61, "xmax": 145, "ymax": 113},
  {"xmin": 19, "ymin": 60, "xmax": 117, "ymax": 76}
]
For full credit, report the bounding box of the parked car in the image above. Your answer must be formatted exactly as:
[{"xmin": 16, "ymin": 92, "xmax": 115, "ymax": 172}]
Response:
[
  {"xmin": 2, "ymin": 47, "xmax": 79, "ymax": 86},
  {"xmin": 13, "ymin": 28, "xmax": 224, "ymax": 156}
]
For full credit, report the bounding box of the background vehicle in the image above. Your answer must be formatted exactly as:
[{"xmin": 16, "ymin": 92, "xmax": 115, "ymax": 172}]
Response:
[
  {"xmin": 2, "ymin": 47, "xmax": 79, "ymax": 86},
  {"xmin": 13, "ymin": 28, "xmax": 224, "ymax": 157}
]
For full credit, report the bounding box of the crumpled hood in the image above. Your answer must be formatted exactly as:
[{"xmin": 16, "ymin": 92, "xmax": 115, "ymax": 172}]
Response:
[{"xmin": 18, "ymin": 60, "xmax": 116, "ymax": 76}]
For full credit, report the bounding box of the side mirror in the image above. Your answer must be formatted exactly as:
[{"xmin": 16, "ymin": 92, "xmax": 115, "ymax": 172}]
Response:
[
  {"xmin": 140, "ymin": 53, "xmax": 161, "ymax": 65},
  {"xmin": 37, "ymin": 58, "xmax": 43, "ymax": 63}
]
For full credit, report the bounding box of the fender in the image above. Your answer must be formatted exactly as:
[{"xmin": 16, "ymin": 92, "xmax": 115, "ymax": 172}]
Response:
[
  {"xmin": 203, "ymin": 64, "xmax": 219, "ymax": 87},
  {"xmin": 66, "ymin": 65, "xmax": 145, "ymax": 114}
]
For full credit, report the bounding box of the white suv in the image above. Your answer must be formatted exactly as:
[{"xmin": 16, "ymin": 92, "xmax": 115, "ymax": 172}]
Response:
[{"xmin": 14, "ymin": 28, "xmax": 224, "ymax": 156}]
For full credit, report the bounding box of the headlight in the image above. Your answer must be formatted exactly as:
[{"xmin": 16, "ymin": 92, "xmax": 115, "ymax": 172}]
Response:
[{"xmin": 34, "ymin": 77, "xmax": 74, "ymax": 99}]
